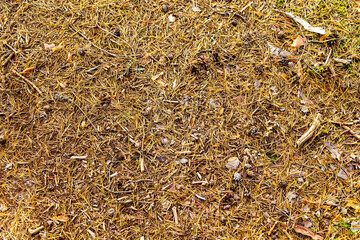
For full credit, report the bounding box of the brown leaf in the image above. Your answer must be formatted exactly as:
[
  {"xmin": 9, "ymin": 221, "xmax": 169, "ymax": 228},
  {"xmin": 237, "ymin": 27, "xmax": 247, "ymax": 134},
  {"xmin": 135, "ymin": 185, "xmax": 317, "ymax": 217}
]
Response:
[
  {"xmin": 66, "ymin": 52, "xmax": 72, "ymax": 62},
  {"xmin": 20, "ymin": 67, "xmax": 35, "ymax": 74},
  {"xmin": 291, "ymin": 36, "xmax": 305, "ymax": 48},
  {"xmin": 53, "ymin": 215, "xmax": 69, "ymax": 222},
  {"xmin": 294, "ymin": 225, "xmax": 323, "ymax": 240}
]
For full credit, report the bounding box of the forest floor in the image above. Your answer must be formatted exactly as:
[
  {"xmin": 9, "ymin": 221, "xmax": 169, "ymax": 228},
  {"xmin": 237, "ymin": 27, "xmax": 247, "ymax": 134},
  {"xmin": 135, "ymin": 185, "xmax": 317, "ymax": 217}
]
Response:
[{"xmin": 1, "ymin": 0, "xmax": 360, "ymax": 239}]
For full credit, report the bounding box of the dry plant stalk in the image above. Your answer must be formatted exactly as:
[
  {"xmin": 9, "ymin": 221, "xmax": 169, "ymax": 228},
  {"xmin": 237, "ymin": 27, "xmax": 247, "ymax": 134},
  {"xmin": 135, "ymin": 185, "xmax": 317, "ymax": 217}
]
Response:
[
  {"xmin": 140, "ymin": 158, "xmax": 145, "ymax": 172},
  {"xmin": 296, "ymin": 113, "xmax": 321, "ymax": 147},
  {"xmin": 343, "ymin": 126, "xmax": 360, "ymax": 140},
  {"xmin": 28, "ymin": 226, "xmax": 44, "ymax": 235},
  {"xmin": 1, "ymin": 52, "xmax": 15, "ymax": 67},
  {"xmin": 12, "ymin": 70, "xmax": 43, "ymax": 95},
  {"xmin": 172, "ymin": 206, "xmax": 178, "ymax": 225}
]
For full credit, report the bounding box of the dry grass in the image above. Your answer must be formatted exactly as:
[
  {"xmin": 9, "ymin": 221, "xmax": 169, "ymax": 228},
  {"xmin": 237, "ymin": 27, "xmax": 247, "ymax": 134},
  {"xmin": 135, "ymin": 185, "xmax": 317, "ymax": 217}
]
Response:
[{"xmin": 1, "ymin": 0, "xmax": 360, "ymax": 239}]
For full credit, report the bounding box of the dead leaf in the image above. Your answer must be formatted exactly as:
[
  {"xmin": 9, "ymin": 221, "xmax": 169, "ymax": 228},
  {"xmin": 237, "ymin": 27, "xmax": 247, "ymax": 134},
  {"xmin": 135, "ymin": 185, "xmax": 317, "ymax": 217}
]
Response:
[
  {"xmin": 333, "ymin": 58, "xmax": 351, "ymax": 65},
  {"xmin": 337, "ymin": 168, "xmax": 349, "ymax": 180},
  {"xmin": 53, "ymin": 215, "xmax": 69, "ymax": 222},
  {"xmin": 52, "ymin": 42, "xmax": 64, "ymax": 53},
  {"xmin": 325, "ymin": 142, "xmax": 341, "ymax": 160},
  {"xmin": 280, "ymin": 11, "xmax": 326, "ymax": 35},
  {"xmin": 294, "ymin": 225, "xmax": 323, "ymax": 240},
  {"xmin": 225, "ymin": 157, "xmax": 240, "ymax": 169},
  {"xmin": 66, "ymin": 52, "xmax": 72, "ymax": 62},
  {"xmin": 81, "ymin": 121, "xmax": 88, "ymax": 128},
  {"xmin": 20, "ymin": 67, "xmax": 35, "ymax": 74},
  {"xmin": 351, "ymin": 220, "xmax": 360, "ymax": 232},
  {"xmin": 44, "ymin": 43, "xmax": 56, "ymax": 50},
  {"xmin": 267, "ymin": 42, "xmax": 293, "ymax": 58},
  {"xmin": 345, "ymin": 199, "xmax": 360, "ymax": 214},
  {"xmin": 291, "ymin": 36, "xmax": 305, "ymax": 48}
]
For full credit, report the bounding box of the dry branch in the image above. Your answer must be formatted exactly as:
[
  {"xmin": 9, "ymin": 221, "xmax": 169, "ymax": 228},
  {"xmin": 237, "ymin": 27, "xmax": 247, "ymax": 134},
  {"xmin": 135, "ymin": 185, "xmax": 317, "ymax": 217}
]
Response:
[
  {"xmin": 296, "ymin": 113, "xmax": 321, "ymax": 147},
  {"xmin": 12, "ymin": 70, "xmax": 42, "ymax": 95}
]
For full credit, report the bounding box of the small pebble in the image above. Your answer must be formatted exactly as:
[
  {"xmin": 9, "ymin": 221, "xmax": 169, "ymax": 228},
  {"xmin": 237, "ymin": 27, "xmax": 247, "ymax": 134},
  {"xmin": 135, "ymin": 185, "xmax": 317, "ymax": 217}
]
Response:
[
  {"xmin": 231, "ymin": 19, "xmax": 239, "ymax": 27},
  {"xmin": 108, "ymin": 208, "xmax": 115, "ymax": 217},
  {"xmin": 78, "ymin": 48, "xmax": 85, "ymax": 56},
  {"xmin": 279, "ymin": 180, "xmax": 287, "ymax": 189},
  {"xmin": 298, "ymin": 177, "xmax": 304, "ymax": 184},
  {"xmin": 166, "ymin": 53, "xmax": 174, "ymax": 60},
  {"xmin": 234, "ymin": 172, "xmax": 241, "ymax": 181},
  {"xmin": 180, "ymin": 158, "xmax": 188, "ymax": 164},
  {"xmin": 163, "ymin": 4, "xmax": 169, "ymax": 13},
  {"xmin": 304, "ymin": 220, "xmax": 313, "ymax": 228},
  {"xmin": 168, "ymin": 14, "xmax": 176, "ymax": 23},
  {"xmin": 244, "ymin": 163, "xmax": 252, "ymax": 169},
  {"xmin": 192, "ymin": 6, "xmax": 201, "ymax": 12},
  {"xmin": 5, "ymin": 163, "xmax": 13, "ymax": 171}
]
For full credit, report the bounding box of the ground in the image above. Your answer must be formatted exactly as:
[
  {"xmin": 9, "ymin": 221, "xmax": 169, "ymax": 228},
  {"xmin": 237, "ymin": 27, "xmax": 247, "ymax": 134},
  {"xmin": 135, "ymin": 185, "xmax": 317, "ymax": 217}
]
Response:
[{"xmin": 1, "ymin": 0, "xmax": 360, "ymax": 239}]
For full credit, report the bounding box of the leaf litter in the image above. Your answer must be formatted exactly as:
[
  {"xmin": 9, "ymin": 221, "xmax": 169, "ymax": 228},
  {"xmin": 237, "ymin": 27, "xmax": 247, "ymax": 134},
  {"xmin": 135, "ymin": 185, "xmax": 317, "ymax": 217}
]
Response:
[{"xmin": 0, "ymin": 0, "xmax": 360, "ymax": 239}]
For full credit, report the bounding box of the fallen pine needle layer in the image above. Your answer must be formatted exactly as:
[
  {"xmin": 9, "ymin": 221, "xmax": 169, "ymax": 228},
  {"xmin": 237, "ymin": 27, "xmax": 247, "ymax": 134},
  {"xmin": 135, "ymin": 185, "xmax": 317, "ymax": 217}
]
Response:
[{"xmin": 0, "ymin": 0, "xmax": 360, "ymax": 239}]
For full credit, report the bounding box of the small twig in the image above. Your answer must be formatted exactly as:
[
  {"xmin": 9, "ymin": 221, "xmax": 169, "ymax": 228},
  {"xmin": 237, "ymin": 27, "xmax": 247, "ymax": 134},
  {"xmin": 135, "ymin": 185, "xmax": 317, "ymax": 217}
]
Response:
[
  {"xmin": 240, "ymin": 1, "xmax": 253, "ymax": 13},
  {"xmin": 343, "ymin": 126, "xmax": 360, "ymax": 140},
  {"xmin": 328, "ymin": 120, "xmax": 360, "ymax": 126},
  {"xmin": 172, "ymin": 206, "xmax": 179, "ymax": 225},
  {"xmin": 324, "ymin": 48, "xmax": 332, "ymax": 65},
  {"xmin": 4, "ymin": 43, "xmax": 19, "ymax": 54},
  {"xmin": 268, "ymin": 221, "xmax": 277, "ymax": 236},
  {"xmin": 130, "ymin": 179, "xmax": 153, "ymax": 183},
  {"xmin": 296, "ymin": 113, "xmax": 321, "ymax": 147},
  {"xmin": 28, "ymin": 226, "xmax": 44, "ymax": 235},
  {"xmin": 12, "ymin": 70, "xmax": 43, "ymax": 95},
  {"xmin": 1, "ymin": 52, "xmax": 15, "ymax": 67},
  {"xmin": 96, "ymin": 184, "xmax": 132, "ymax": 194}
]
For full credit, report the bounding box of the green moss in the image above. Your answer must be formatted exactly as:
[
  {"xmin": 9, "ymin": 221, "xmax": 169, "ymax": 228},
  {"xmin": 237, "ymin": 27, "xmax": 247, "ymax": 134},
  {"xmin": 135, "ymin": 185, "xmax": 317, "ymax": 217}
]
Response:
[
  {"xmin": 276, "ymin": 0, "xmax": 285, "ymax": 8},
  {"xmin": 334, "ymin": 0, "xmax": 349, "ymax": 16},
  {"xmin": 266, "ymin": 151, "xmax": 279, "ymax": 160},
  {"xmin": 316, "ymin": 0, "xmax": 349, "ymax": 17}
]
